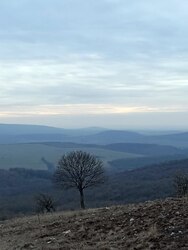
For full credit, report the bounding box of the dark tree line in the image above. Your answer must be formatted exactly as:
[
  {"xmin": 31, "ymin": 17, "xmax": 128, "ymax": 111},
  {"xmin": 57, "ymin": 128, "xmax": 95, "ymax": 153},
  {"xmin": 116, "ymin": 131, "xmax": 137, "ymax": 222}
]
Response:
[{"xmin": 173, "ymin": 172, "xmax": 188, "ymax": 197}]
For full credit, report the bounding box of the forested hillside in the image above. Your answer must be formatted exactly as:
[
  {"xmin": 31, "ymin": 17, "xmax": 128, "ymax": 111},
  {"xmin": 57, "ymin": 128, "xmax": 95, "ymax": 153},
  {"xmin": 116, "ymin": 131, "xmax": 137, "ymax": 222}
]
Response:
[{"xmin": 1, "ymin": 158, "xmax": 188, "ymax": 219}]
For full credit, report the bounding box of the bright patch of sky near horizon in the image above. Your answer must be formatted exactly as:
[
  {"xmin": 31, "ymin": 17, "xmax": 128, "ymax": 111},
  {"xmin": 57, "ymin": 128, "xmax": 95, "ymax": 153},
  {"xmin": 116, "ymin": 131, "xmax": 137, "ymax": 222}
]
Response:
[{"xmin": 0, "ymin": 0, "xmax": 188, "ymax": 129}]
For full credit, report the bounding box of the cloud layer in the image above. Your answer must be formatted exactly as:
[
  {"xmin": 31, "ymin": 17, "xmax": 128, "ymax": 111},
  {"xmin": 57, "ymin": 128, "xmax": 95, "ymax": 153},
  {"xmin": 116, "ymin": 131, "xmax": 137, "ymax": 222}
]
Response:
[{"xmin": 0, "ymin": 0, "xmax": 187, "ymax": 128}]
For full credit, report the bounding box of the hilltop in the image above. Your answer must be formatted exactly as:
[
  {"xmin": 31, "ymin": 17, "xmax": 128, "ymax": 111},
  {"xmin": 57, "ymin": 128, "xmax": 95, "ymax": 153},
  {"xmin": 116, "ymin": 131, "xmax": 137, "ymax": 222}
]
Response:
[{"xmin": 0, "ymin": 197, "xmax": 188, "ymax": 250}]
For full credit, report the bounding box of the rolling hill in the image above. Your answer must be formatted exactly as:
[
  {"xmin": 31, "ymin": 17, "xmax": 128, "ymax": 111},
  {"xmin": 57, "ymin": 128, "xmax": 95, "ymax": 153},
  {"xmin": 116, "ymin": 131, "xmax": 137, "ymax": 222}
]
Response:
[
  {"xmin": 76, "ymin": 130, "xmax": 188, "ymax": 147},
  {"xmin": 0, "ymin": 124, "xmax": 188, "ymax": 148},
  {"xmin": 0, "ymin": 141, "xmax": 187, "ymax": 171},
  {"xmin": 104, "ymin": 143, "xmax": 183, "ymax": 156},
  {"xmin": 0, "ymin": 124, "xmax": 106, "ymax": 144},
  {"xmin": 0, "ymin": 143, "xmax": 141, "ymax": 170},
  {"xmin": 1, "ymin": 197, "xmax": 188, "ymax": 250}
]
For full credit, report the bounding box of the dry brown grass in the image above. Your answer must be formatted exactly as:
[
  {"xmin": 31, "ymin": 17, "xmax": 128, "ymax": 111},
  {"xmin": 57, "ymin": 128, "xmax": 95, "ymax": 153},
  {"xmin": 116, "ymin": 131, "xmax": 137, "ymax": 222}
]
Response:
[{"xmin": 0, "ymin": 197, "xmax": 188, "ymax": 250}]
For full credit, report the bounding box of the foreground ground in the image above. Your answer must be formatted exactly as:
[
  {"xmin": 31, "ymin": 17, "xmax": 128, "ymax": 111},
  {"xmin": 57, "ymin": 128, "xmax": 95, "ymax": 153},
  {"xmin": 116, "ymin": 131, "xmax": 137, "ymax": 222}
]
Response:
[{"xmin": 0, "ymin": 197, "xmax": 188, "ymax": 250}]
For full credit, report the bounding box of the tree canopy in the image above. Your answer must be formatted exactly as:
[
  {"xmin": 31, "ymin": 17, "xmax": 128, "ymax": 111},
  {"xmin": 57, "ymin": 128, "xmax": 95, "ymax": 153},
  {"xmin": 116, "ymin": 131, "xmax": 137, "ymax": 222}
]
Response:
[{"xmin": 53, "ymin": 150, "xmax": 105, "ymax": 209}]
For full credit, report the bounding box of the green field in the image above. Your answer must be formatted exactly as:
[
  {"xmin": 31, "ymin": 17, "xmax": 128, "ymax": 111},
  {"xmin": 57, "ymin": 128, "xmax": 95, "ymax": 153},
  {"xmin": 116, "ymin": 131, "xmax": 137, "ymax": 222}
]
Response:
[{"xmin": 0, "ymin": 143, "xmax": 142, "ymax": 170}]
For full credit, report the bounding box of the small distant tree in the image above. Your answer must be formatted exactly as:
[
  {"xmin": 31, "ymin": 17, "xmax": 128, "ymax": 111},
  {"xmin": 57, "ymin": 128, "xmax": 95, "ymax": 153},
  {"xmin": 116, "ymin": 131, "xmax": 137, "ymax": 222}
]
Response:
[
  {"xmin": 173, "ymin": 172, "xmax": 188, "ymax": 197},
  {"xmin": 35, "ymin": 193, "xmax": 56, "ymax": 213},
  {"xmin": 53, "ymin": 151, "xmax": 105, "ymax": 209}
]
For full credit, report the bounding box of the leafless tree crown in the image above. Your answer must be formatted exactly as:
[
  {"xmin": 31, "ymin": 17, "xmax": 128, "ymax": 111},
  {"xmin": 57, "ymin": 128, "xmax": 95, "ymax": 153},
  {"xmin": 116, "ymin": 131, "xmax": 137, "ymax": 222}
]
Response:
[
  {"xmin": 54, "ymin": 151, "xmax": 105, "ymax": 190},
  {"xmin": 35, "ymin": 193, "xmax": 56, "ymax": 213}
]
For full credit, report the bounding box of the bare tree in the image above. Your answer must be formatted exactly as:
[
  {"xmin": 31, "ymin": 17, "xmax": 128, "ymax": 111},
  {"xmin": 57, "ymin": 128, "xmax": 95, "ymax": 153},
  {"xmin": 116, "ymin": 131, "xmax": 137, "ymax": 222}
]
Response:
[
  {"xmin": 53, "ymin": 151, "xmax": 105, "ymax": 209},
  {"xmin": 35, "ymin": 193, "xmax": 56, "ymax": 213},
  {"xmin": 173, "ymin": 172, "xmax": 188, "ymax": 197}
]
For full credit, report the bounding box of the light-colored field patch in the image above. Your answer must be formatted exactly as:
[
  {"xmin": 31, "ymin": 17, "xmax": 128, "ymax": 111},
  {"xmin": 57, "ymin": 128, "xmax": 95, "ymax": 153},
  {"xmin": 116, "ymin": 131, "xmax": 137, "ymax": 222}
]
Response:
[{"xmin": 0, "ymin": 144, "xmax": 142, "ymax": 170}]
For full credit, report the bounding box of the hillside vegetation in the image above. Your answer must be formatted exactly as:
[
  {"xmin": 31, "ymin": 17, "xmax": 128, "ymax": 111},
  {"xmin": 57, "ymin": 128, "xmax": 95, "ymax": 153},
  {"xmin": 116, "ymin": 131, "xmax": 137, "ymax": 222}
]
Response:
[
  {"xmin": 1, "ymin": 158, "xmax": 188, "ymax": 219},
  {"xmin": 0, "ymin": 197, "xmax": 188, "ymax": 249}
]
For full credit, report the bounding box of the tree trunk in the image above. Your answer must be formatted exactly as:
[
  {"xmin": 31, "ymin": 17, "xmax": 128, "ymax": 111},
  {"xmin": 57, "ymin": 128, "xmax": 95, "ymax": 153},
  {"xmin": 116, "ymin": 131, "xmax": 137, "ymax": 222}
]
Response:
[{"xmin": 79, "ymin": 189, "xmax": 85, "ymax": 209}]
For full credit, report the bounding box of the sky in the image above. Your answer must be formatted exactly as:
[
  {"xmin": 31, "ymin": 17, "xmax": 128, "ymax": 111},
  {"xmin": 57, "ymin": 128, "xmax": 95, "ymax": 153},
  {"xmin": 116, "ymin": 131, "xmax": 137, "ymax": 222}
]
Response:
[{"xmin": 0, "ymin": 0, "xmax": 188, "ymax": 129}]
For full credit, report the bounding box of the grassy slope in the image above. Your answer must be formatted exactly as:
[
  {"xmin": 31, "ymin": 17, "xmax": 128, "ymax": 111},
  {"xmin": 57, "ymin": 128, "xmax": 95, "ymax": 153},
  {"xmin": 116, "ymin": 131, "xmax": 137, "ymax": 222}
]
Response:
[
  {"xmin": 1, "ymin": 197, "xmax": 188, "ymax": 250},
  {"xmin": 0, "ymin": 141, "xmax": 185, "ymax": 171},
  {"xmin": 0, "ymin": 143, "xmax": 141, "ymax": 170}
]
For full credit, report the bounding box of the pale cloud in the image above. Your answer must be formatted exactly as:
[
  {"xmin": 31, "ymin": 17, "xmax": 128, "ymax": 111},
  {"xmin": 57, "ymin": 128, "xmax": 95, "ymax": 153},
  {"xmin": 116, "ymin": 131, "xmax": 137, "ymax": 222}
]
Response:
[
  {"xmin": 0, "ymin": 0, "xmax": 187, "ymax": 128},
  {"xmin": 0, "ymin": 104, "xmax": 187, "ymax": 120}
]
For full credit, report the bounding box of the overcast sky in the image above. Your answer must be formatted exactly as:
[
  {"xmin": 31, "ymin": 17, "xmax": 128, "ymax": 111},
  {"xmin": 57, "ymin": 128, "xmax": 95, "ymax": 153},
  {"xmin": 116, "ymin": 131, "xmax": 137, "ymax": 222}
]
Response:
[{"xmin": 0, "ymin": 0, "xmax": 188, "ymax": 129}]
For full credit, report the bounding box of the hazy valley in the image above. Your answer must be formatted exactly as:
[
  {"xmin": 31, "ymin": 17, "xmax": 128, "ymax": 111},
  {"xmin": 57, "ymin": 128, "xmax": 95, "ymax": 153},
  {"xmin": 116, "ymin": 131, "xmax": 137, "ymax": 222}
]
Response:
[{"xmin": 0, "ymin": 124, "xmax": 188, "ymax": 221}]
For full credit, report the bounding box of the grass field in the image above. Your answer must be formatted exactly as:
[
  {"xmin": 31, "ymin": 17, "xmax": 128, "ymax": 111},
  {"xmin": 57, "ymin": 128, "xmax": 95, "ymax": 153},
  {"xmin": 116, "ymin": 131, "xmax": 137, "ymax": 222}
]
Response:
[{"xmin": 0, "ymin": 143, "xmax": 142, "ymax": 170}]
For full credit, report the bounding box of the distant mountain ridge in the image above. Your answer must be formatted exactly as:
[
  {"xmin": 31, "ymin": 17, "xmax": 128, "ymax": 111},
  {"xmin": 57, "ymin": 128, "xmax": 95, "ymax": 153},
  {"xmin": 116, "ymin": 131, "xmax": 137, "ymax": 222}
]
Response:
[
  {"xmin": 0, "ymin": 124, "xmax": 187, "ymax": 147},
  {"xmin": 0, "ymin": 124, "xmax": 66, "ymax": 135},
  {"xmin": 0, "ymin": 124, "xmax": 106, "ymax": 136},
  {"xmin": 75, "ymin": 130, "xmax": 145, "ymax": 144},
  {"xmin": 0, "ymin": 124, "xmax": 107, "ymax": 143},
  {"xmin": 76, "ymin": 130, "xmax": 188, "ymax": 147}
]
